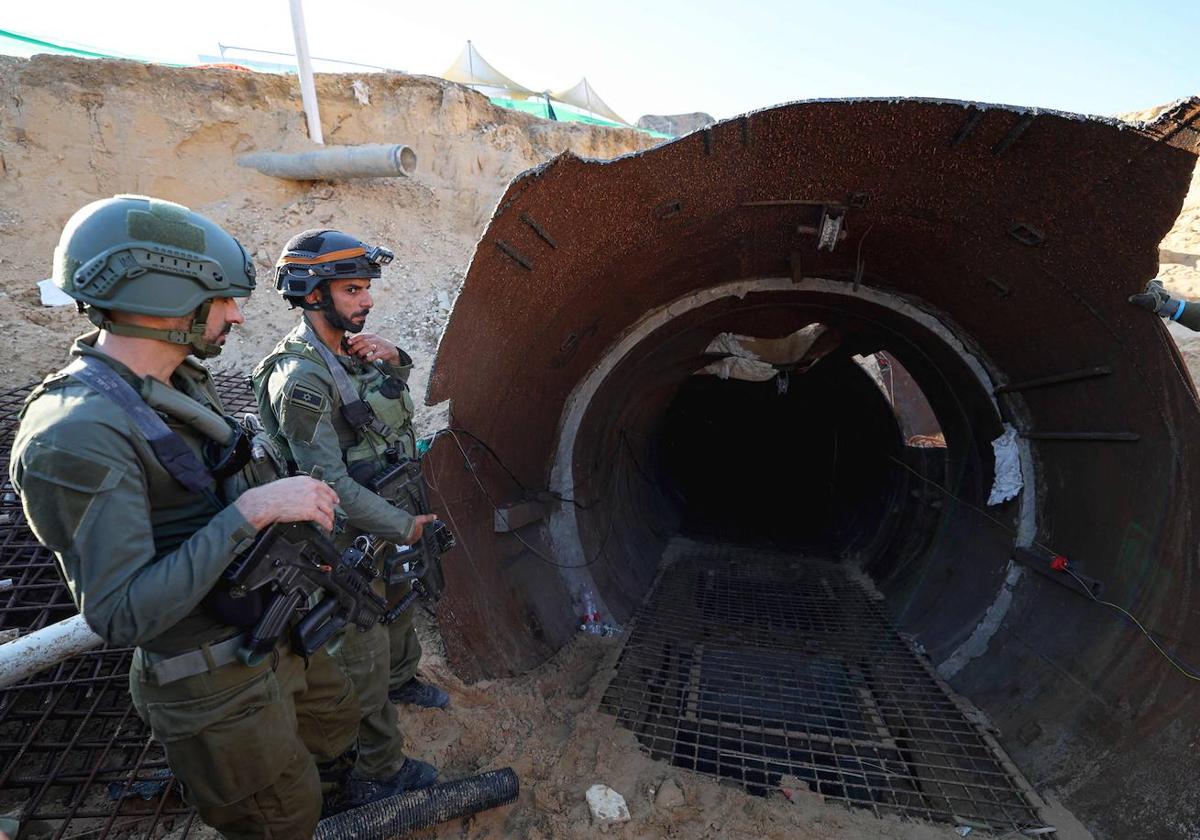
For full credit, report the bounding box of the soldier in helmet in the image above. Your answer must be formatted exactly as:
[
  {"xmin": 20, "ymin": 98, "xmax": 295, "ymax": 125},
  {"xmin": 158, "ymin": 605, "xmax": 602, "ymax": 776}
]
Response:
[
  {"xmin": 9, "ymin": 196, "xmax": 361, "ymax": 839},
  {"xmin": 252, "ymin": 229, "xmax": 444, "ymax": 811}
]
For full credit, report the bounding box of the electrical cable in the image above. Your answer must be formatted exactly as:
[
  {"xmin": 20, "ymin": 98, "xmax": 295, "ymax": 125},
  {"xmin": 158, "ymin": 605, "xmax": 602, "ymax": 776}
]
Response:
[
  {"xmin": 1062, "ymin": 565, "xmax": 1200, "ymax": 682},
  {"xmin": 422, "ymin": 427, "xmax": 594, "ymax": 508},
  {"xmin": 422, "ymin": 428, "xmax": 621, "ymax": 570},
  {"xmin": 886, "ymin": 454, "xmax": 1200, "ymax": 682}
]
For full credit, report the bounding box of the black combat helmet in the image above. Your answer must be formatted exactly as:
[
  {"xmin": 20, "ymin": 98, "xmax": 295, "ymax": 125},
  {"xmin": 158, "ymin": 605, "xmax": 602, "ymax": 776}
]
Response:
[{"xmin": 274, "ymin": 229, "xmax": 393, "ymax": 309}]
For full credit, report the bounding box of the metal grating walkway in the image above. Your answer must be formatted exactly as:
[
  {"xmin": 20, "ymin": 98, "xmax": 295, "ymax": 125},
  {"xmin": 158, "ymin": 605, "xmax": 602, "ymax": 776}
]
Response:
[
  {"xmin": 600, "ymin": 541, "xmax": 1050, "ymax": 833},
  {"xmin": 0, "ymin": 371, "xmax": 257, "ymax": 838}
]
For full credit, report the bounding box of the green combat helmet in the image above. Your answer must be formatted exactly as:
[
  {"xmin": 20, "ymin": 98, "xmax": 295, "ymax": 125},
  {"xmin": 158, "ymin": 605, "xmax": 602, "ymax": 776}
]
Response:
[{"xmin": 53, "ymin": 194, "xmax": 256, "ymax": 358}]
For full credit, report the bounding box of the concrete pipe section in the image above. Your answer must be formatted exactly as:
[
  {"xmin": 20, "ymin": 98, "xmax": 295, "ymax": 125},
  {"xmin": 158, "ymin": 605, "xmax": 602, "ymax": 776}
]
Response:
[
  {"xmin": 237, "ymin": 143, "xmax": 417, "ymax": 180},
  {"xmin": 426, "ymin": 98, "xmax": 1200, "ymax": 837}
]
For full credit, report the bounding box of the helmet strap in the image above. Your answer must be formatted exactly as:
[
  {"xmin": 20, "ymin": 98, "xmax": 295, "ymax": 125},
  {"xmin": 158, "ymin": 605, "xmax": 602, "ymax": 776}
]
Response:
[{"xmin": 92, "ymin": 300, "xmax": 224, "ymax": 359}]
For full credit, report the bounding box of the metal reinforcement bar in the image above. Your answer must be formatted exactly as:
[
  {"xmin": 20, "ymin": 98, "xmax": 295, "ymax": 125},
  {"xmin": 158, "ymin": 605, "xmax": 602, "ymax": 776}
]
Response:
[{"xmin": 599, "ymin": 541, "xmax": 1050, "ymax": 833}]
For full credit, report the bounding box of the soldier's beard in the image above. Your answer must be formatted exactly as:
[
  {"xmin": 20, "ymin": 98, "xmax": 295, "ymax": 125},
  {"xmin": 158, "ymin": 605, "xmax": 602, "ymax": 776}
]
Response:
[{"xmin": 321, "ymin": 294, "xmax": 370, "ymax": 334}]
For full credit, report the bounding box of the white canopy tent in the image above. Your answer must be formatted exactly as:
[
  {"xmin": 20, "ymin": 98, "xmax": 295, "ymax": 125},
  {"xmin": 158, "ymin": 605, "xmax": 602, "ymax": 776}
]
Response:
[
  {"xmin": 551, "ymin": 77, "xmax": 627, "ymax": 125},
  {"xmin": 442, "ymin": 40, "xmax": 537, "ymax": 99}
]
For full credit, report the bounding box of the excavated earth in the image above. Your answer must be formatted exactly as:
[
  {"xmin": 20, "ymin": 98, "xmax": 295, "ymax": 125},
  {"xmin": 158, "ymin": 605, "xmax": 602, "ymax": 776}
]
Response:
[{"xmin": 0, "ymin": 55, "xmax": 1196, "ymax": 839}]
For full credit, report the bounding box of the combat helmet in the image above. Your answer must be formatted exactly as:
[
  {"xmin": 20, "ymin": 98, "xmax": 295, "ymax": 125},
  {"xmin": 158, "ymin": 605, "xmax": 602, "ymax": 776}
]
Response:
[
  {"xmin": 274, "ymin": 229, "xmax": 393, "ymax": 310},
  {"xmin": 53, "ymin": 194, "xmax": 256, "ymax": 358}
]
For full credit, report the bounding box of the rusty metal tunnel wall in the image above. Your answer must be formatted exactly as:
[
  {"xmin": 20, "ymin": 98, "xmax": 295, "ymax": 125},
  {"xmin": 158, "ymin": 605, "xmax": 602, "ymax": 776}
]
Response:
[{"xmin": 426, "ymin": 98, "xmax": 1200, "ymax": 837}]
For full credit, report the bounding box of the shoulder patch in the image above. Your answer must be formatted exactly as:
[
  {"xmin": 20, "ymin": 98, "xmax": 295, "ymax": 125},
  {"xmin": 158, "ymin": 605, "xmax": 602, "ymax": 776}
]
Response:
[{"xmin": 289, "ymin": 384, "xmax": 327, "ymax": 412}]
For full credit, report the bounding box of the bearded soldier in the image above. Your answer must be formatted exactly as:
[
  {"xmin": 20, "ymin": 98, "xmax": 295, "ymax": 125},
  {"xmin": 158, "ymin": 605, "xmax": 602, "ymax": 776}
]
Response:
[
  {"xmin": 252, "ymin": 229, "xmax": 446, "ymax": 810},
  {"xmin": 9, "ymin": 196, "xmax": 363, "ymax": 838}
]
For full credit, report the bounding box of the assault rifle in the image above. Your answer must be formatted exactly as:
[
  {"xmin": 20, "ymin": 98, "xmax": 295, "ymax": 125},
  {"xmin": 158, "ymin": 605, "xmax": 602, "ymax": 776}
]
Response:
[
  {"xmin": 223, "ymin": 521, "xmax": 416, "ymax": 666},
  {"xmin": 351, "ymin": 452, "xmax": 454, "ymax": 598}
]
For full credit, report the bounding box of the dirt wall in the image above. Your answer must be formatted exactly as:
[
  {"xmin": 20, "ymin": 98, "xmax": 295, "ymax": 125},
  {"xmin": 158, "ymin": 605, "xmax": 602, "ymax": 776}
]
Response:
[{"xmin": 0, "ymin": 55, "xmax": 658, "ymax": 429}]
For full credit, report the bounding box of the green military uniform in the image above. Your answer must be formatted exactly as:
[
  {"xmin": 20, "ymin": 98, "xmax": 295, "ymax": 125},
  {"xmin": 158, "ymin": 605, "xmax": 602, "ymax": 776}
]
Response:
[
  {"xmin": 253, "ymin": 317, "xmax": 421, "ymax": 782},
  {"xmin": 11, "ymin": 335, "xmax": 360, "ymax": 839}
]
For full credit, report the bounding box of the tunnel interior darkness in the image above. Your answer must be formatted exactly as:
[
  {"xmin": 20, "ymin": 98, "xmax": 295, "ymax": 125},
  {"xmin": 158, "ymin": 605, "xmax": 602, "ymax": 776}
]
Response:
[
  {"xmin": 566, "ymin": 285, "xmax": 1021, "ymax": 669},
  {"xmin": 660, "ymin": 351, "xmax": 904, "ymax": 554}
]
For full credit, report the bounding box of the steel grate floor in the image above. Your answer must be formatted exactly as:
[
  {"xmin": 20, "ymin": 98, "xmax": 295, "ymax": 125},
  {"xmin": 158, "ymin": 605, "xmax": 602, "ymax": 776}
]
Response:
[
  {"xmin": 0, "ymin": 371, "xmax": 256, "ymax": 838},
  {"xmin": 600, "ymin": 541, "xmax": 1051, "ymax": 834}
]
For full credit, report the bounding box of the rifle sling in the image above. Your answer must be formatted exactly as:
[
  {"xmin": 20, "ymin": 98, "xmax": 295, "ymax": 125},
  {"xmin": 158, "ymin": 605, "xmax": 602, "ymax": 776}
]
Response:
[{"xmin": 63, "ymin": 357, "xmax": 215, "ymax": 494}]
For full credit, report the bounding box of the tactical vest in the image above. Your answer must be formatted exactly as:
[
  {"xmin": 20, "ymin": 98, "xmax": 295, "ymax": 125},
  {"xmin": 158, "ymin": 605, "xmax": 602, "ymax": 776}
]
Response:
[
  {"xmin": 252, "ymin": 326, "xmax": 416, "ymax": 480},
  {"xmin": 24, "ymin": 350, "xmax": 287, "ymax": 635},
  {"xmin": 25, "ymin": 356, "xmax": 284, "ymax": 503}
]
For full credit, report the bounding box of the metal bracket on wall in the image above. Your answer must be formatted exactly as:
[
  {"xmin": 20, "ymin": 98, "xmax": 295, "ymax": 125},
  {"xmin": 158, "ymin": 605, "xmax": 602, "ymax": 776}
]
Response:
[
  {"xmin": 817, "ymin": 206, "xmax": 846, "ymax": 252},
  {"xmin": 520, "ymin": 213, "xmax": 557, "ymax": 249},
  {"xmin": 654, "ymin": 199, "xmax": 683, "ymax": 220},
  {"xmin": 951, "ymin": 106, "xmax": 985, "ymax": 148},
  {"xmin": 1008, "ymin": 222, "xmax": 1045, "ymax": 246},
  {"xmin": 995, "ymin": 366, "xmax": 1113, "ymax": 394},
  {"xmin": 992, "ymin": 114, "xmax": 1035, "ymax": 156},
  {"xmin": 1012, "ymin": 547, "xmax": 1104, "ymax": 598},
  {"xmin": 1020, "ymin": 431, "xmax": 1140, "ymax": 442},
  {"xmin": 985, "ymin": 278, "xmax": 1012, "ymax": 298},
  {"xmin": 495, "ymin": 239, "xmax": 533, "ymax": 271},
  {"xmin": 494, "ymin": 500, "xmax": 551, "ymax": 533}
]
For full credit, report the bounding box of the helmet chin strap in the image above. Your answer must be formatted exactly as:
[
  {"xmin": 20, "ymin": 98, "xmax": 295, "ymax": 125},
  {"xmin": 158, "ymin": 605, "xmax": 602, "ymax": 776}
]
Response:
[
  {"xmin": 89, "ymin": 300, "xmax": 225, "ymax": 359},
  {"xmin": 303, "ymin": 283, "xmax": 364, "ymax": 334}
]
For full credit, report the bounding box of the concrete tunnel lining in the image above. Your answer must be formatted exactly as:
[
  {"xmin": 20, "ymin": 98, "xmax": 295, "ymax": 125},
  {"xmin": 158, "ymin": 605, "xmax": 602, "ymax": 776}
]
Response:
[
  {"xmin": 546, "ymin": 275, "xmax": 1039, "ymax": 669},
  {"xmin": 426, "ymin": 96, "xmax": 1200, "ymax": 836}
]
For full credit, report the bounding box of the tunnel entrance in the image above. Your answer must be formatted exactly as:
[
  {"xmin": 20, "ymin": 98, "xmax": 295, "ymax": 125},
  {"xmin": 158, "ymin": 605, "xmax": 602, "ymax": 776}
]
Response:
[
  {"xmin": 572, "ymin": 286, "xmax": 1047, "ymax": 828},
  {"xmin": 430, "ymin": 99, "xmax": 1200, "ymax": 838},
  {"xmin": 660, "ymin": 350, "xmax": 906, "ymax": 552},
  {"xmin": 599, "ymin": 540, "xmax": 1049, "ymax": 830}
]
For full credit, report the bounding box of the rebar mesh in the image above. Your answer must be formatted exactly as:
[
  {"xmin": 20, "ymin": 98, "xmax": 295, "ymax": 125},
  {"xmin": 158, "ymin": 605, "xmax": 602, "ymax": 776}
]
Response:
[
  {"xmin": 600, "ymin": 542, "xmax": 1051, "ymax": 834},
  {"xmin": 0, "ymin": 370, "xmax": 257, "ymax": 838}
]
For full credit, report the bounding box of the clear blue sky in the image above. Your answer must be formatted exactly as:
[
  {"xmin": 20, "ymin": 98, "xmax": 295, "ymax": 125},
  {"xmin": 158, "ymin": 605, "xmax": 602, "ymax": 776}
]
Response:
[{"xmin": 4, "ymin": 0, "xmax": 1197, "ymax": 121}]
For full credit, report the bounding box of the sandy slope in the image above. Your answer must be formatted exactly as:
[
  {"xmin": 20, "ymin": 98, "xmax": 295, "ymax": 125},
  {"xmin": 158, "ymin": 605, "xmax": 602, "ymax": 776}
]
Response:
[{"xmin": 0, "ymin": 55, "xmax": 657, "ymax": 432}]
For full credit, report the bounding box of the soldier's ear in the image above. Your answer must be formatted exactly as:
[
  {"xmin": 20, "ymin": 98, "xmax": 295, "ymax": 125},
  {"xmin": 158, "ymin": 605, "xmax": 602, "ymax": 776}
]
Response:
[{"xmin": 304, "ymin": 288, "xmax": 323, "ymax": 307}]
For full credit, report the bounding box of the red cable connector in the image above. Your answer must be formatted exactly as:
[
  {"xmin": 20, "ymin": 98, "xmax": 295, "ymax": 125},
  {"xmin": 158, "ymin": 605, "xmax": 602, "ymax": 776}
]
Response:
[{"xmin": 1050, "ymin": 555, "xmax": 1069, "ymax": 572}]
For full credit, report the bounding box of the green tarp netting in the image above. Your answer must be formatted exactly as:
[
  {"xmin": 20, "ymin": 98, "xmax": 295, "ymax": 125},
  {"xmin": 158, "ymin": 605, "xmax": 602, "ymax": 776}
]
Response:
[
  {"xmin": 490, "ymin": 97, "xmax": 670, "ymax": 138},
  {"xmin": 0, "ymin": 30, "xmax": 670, "ymax": 139}
]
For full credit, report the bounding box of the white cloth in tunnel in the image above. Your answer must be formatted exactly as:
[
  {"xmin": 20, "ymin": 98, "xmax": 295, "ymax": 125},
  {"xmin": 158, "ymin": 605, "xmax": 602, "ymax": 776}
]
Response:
[
  {"xmin": 697, "ymin": 324, "xmax": 829, "ymax": 382},
  {"xmin": 987, "ymin": 423, "xmax": 1023, "ymax": 506},
  {"xmin": 699, "ymin": 355, "xmax": 779, "ymax": 381}
]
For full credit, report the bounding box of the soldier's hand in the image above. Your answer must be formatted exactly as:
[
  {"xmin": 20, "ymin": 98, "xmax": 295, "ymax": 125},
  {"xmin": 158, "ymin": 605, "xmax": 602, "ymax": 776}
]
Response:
[
  {"xmin": 406, "ymin": 514, "xmax": 439, "ymax": 545},
  {"xmin": 235, "ymin": 476, "xmax": 341, "ymax": 532},
  {"xmin": 345, "ymin": 333, "xmax": 401, "ymax": 365},
  {"xmin": 1129, "ymin": 280, "xmax": 1180, "ymax": 317}
]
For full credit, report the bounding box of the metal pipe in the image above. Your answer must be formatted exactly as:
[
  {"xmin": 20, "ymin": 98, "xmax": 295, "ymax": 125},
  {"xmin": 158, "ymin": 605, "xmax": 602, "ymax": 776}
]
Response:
[
  {"xmin": 237, "ymin": 145, "xmax": 418, "ymax": 181},
  {"xmin": 287, "ymin": 0, "xmax": 324, "ymax": 145},
  {"xmin": 0, "ymin": 615, "xmax": 104, "ymax": 688}
]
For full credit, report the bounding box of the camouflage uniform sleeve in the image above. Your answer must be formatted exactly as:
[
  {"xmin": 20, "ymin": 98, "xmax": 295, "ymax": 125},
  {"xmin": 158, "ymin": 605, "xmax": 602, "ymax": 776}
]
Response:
[
  {"xmin": 267, "ymin": 359, "xmax": 416, "ymax": 543},
  {"xmin": 380, "ymin": 346, "xmax": 413, "ymax": 385},
  {"xmin": 10, "ymin": 411, "xmax": 256, "ymax": 647}
]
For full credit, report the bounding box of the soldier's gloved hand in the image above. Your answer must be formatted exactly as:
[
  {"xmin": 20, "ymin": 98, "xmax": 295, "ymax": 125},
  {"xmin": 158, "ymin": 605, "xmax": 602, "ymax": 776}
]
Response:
[
  {"xmin": 235, "ymin": 476, "xmax": 341, "ymax": 532},
  {"xmin": 1129, "ymin": 280, "xmax": 1183, "ymax": 318},
  {"xmin": 406, "ymin": 514, "xmax": 438, "ymax": 545}
]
